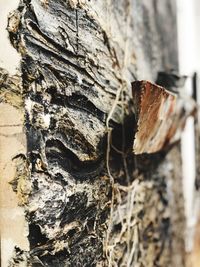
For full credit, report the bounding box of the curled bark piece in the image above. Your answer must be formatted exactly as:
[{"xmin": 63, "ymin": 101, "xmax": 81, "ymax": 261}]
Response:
[{"xmin": 132, "ymin": 80, "xmax": 196, "ymax": 154}]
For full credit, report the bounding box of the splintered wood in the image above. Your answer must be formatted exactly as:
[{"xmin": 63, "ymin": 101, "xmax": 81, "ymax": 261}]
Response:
[{"xmin": 132, "ymin": 81, "xmax": 195, "ymax": 154}]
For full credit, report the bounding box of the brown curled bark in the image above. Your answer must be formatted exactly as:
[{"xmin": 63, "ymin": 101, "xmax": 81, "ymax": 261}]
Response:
[{"xmin": 132, "ymin": 80, "xmax": 196, "ymax": 154}]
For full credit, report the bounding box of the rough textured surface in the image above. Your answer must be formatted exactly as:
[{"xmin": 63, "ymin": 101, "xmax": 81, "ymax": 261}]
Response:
[
  {"xmin": 4, "ymin": 0, "xmax": 186, "ymax": 266},
  {"xmin": 132, "ymin": 80, "xmax": 195, "ymax": 154}
]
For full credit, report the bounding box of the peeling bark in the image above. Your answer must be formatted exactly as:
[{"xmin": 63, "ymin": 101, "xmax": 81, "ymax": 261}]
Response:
[
  {"xmin": 1, "ymin": 0, "xmax": 189, "ymax": 266},
  {"xmin": 132, "ymin": 80, "xmax": 195, "ymax": 154}
]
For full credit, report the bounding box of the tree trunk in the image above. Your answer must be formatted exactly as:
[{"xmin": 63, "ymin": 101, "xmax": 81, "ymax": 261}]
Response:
[{"xmin": 1, "ymin": 0, "xmax": 188, "ymax": 266}]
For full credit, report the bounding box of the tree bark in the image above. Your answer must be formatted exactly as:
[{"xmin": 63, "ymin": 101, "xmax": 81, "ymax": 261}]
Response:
[{"xmin": 1, "ymin": 0, "xmax": 188, "ymax": 266}]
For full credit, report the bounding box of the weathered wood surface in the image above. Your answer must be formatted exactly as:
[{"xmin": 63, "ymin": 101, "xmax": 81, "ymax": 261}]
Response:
[
  {"xmin": 3, "ymin": 0, "xmax": 187, "ymax": 266},
  {"xmin": 132, "ymin": 80, "xmax": 195, "ymax": 154}
]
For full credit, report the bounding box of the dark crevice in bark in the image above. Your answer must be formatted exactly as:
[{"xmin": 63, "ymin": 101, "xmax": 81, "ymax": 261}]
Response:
[
  {"xmin": 29, "ymin": 224, "xmax": 49, "ymax": 248},
  {"xmin": 47, "ymin": 91, "xmax": 106, "ymax": 123},
  {"xmin": 45, "ymin": 139, "xmax": 104, "ymax": 180}
]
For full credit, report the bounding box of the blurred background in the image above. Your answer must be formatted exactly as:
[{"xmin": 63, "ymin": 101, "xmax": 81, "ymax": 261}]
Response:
[{"xmin": 177, "ymin": 0, "xmax": 200, "ymax": 266}]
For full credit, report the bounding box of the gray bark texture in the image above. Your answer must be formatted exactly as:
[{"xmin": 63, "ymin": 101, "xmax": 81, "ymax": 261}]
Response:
[{"xmin": 4, "ymin": 0, "xmax": 186, "ymax": 266}]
